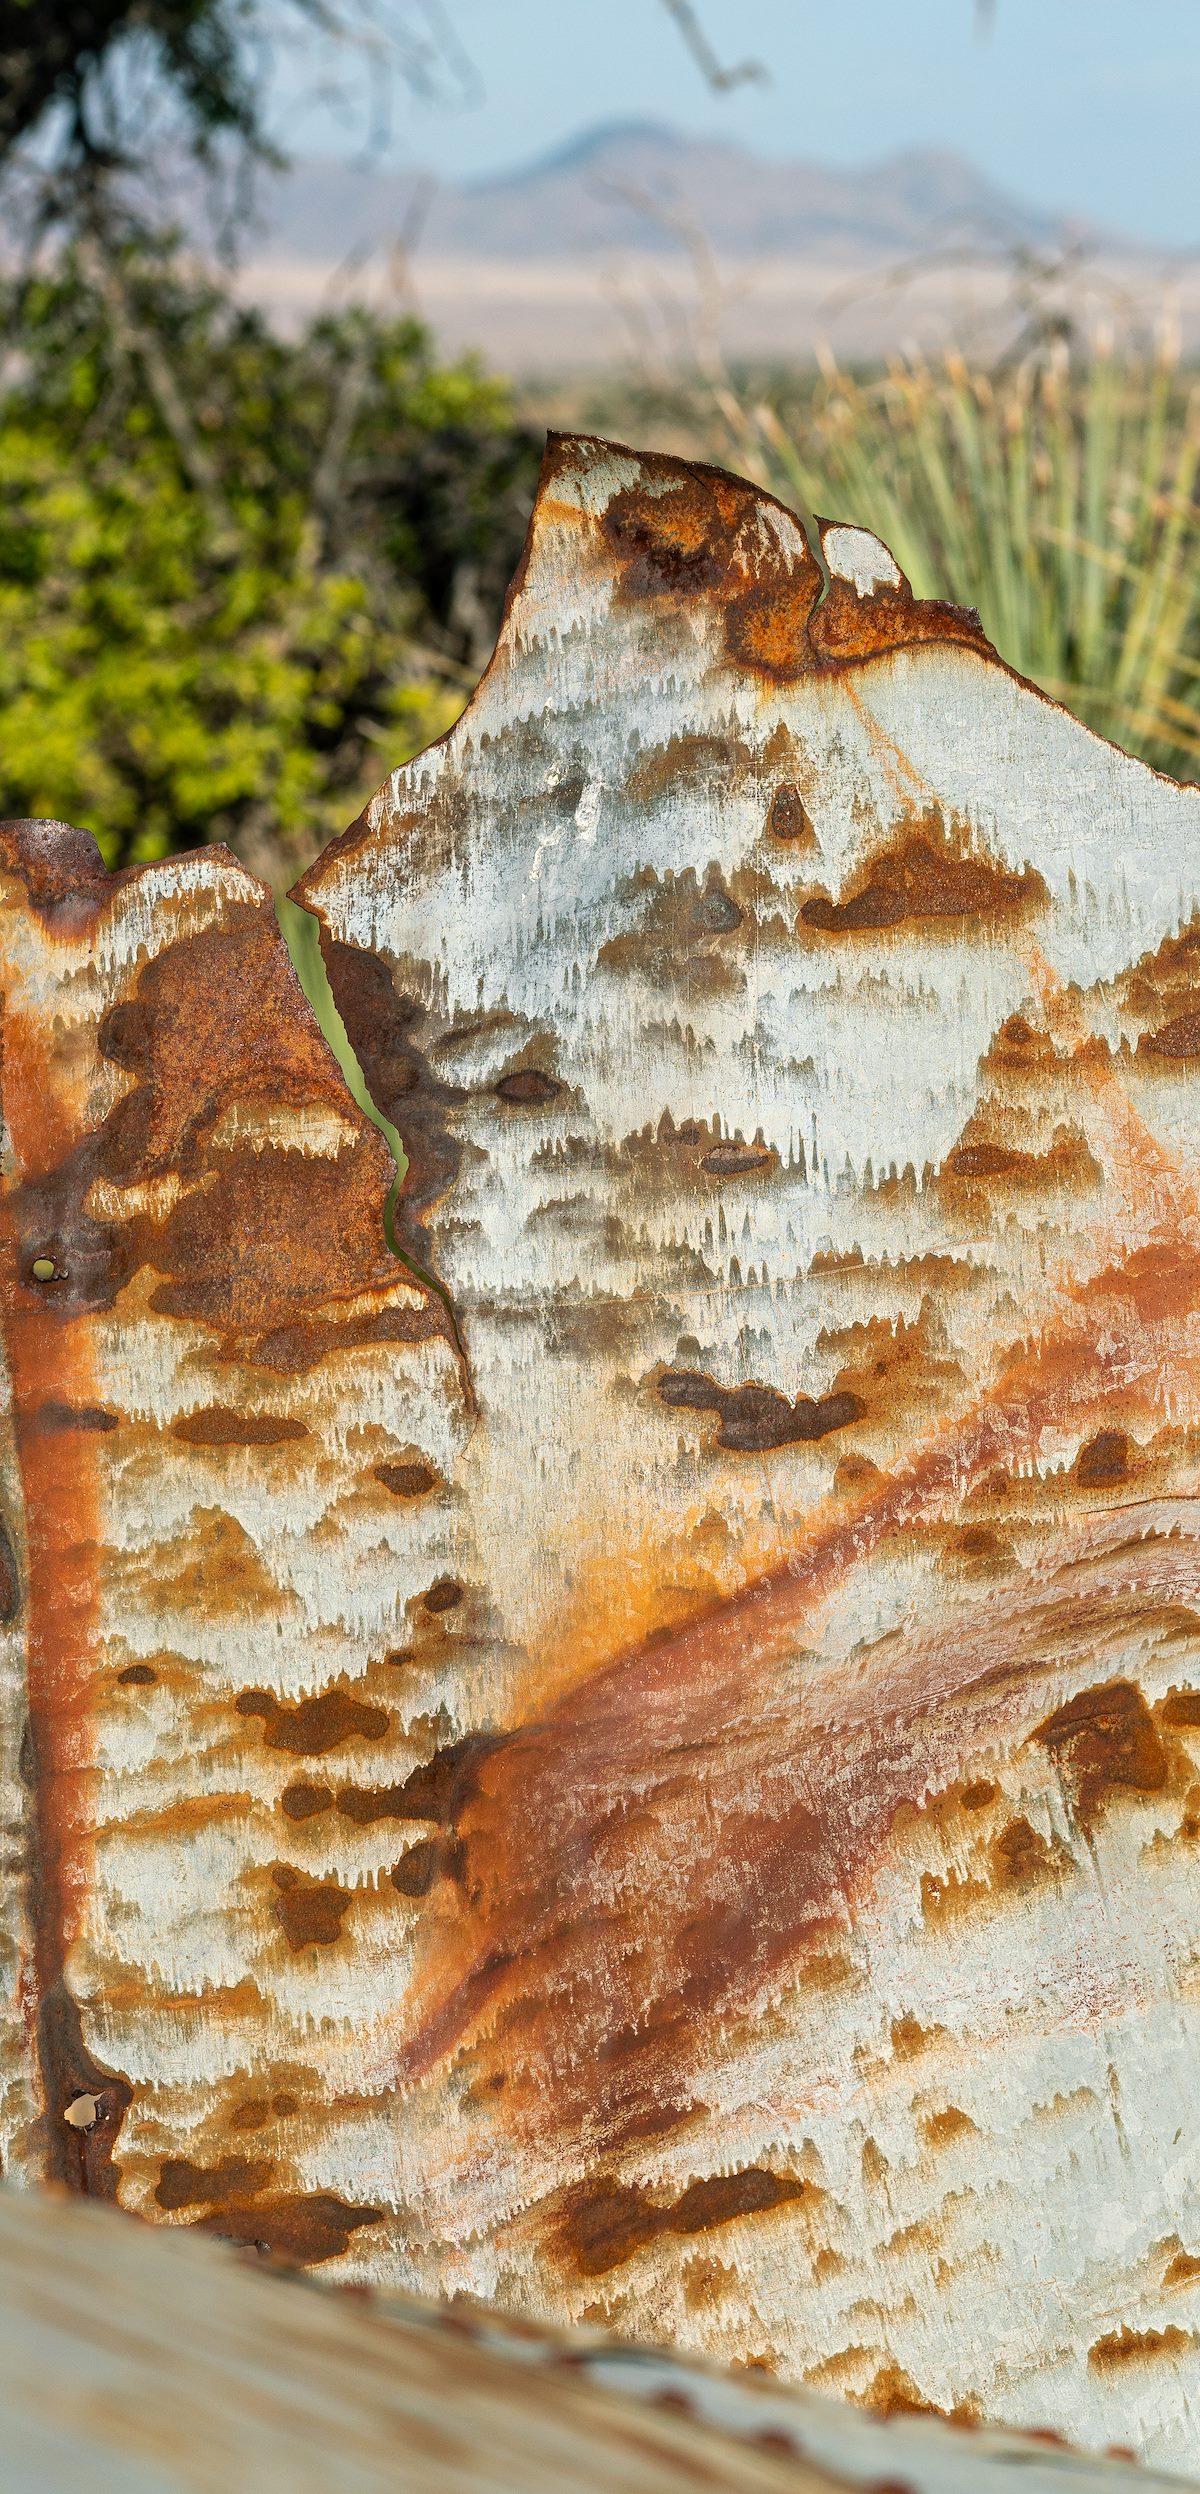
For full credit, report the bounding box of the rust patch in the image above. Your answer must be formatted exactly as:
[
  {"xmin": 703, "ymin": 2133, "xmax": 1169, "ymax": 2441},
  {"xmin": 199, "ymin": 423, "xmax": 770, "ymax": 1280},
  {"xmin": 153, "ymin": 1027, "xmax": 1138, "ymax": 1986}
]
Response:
[
  {"xmin": 270, "ymin": 1865, "xmax": 353, "ymax": 1949},
  {"xmin": 699, "ymin": 1141, "xmax": 775, "ymax": 1178},
  {"xmin": 657, "ymin": 1368, "xmax": 863, "ymax": 1453},
  {"xmin": 423, "ymin": 1578, "xmax": 463, "ymax": 1614},
  {"xmin": 280, "ymin": 1780, "xmax": 334, "ymax": 1821},
  {"xmin": 939, "ymin": 1124, "xmax": 1101, "ymax": 1198},
  {"xmin": 1089, "ymin": 2324, "xmax": 1193, "ymax": 2370},
  {"xmin": 890, "ymin": 2015, "xmax": 947, "ymax": 2061},
  {"xmin": 1162, "ymin": 1687, "xmax": 1200, "ymax": 1727},
  {"xmin": 1032, "ymin": 1680, "xmax": 1169, "ymax": 1826},
  {"xmin": 172, "ymin": 1408, "xmax": 308, "ymax": 1447},
  {"xmin": 495, "ymin": 1067, "xmax": 563, "ymax": 1106},
  {"xmin": 766, "ymin": 784, "xmax": 818, "ymax": 846},
  {"xmin": 598, "ymin": 867, "xmax": 747, "ymax": 997},
  {"xmin": 799, "ymin": 811, "xmax": 1046, "ymax": 938},
  {"xmin": 991, "ymin": 1815, "xmax": 1068, "ymax": 1891},
  {"xmin": 156, "ymin": 2154, "xmax": 275, "ymax": 2210},
  {"xmin": 862, "ymin": 2362, "xmax": 948, "ymax": 2419},
  {"xmin": 626, "ymin": 731, "xmax": 755, "ymax": 803},
  {"xmin": 1075, "ymin": 1429, "xmax": 1131, "ymax": 1486},
  {"xmin": 116, "ymin": 1663, "xmax": 157, "ymax": 1688},
  {"xmin": 27, "ymin": 1401, "xmax": 118, "ymax": 1435},
  {"xmin": 559, "ymin": 2166, "xmax": 814, "ymax": 2278},
  {"xmin": 236, "ymin": 1686, "xmax": 389, "ymax": 1755},
  {"xmin": 374, "ymin": 1459, "xmax": 438, "ymax": 1498},
  {"xmin": 921, "ymin": 2107, "xmax": 977, "ymax": 2148}
]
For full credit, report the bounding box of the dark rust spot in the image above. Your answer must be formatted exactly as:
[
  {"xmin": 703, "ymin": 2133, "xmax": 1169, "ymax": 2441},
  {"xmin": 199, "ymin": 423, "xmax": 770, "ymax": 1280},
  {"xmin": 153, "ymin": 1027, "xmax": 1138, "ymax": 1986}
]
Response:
[
  {"xmin": 1140, "ymin": 1011, "xmax": 1200, "ymax": 1061},
  {"xmin": 598, "ymin": 867, "xmax": 746, "ymax": 996},
  {"xmin": 700, "ymin": 1143, "xmax": 775, "ymax": 1178},
  {"xmin": 236, "ymin": 1687, "xmax": 389, "ymax": 1756},
  {"xmin": 960, "ymin": 1779, "xmax": 998, "ymax": 1810},
  {"xmin": 28, "ymin": 1401, "xmax": 118, "ymax": 1435},
  {"xmin": 375, "ymin": 1459, "xmax": 437, "ymax": 1498},
  {"xmin": 338, "ymin": 1733, "xmax": 505, "ymax": 1833},
  {"xmin": 658, "ymin": 1368, "xmax": 863, "ymax": 1453},
  {"xmin": 1033, "ymin": 1680, "xmax": 1169, "ymax": 1827},
  {"xmin": 173, "ymin": 1408, "xmax": 309, "ymax": 1447},
  {"xmin": 991, "ymin": 1815, "xmax": 1065, "ymax": 1891},
  {"xmin": 495, "ymin": 1068, "xmax": 562, "ymax": 1105},
  {"xmin": 1075, "ymin": 1429, "xmax": 1130, "ymax": 1486},
  {"xmin": 800, "ymin": 812, "xmax": 1046, "ymax": 937},
  {"xmin": 391, "ymin": 1839, "xmax": 442, "ymax": 1896},
  {"xmin": 940, "ymin": 1126, "xmax": 1100, "ymax": 1196},
  {"xmin": 560, "ymin": 2165, "xmax": 812, "ymax": 2277},
  {"xmin": 271, "ymin": 1865, "xmax": 353, "ymax": 1948},
  {"xmin": 766, "ymin": 784, "xmax": 817, "ymax": 845},
  {"xmin": 423, "ymin": 1578, "xmax": 463, "ymax": 1614},
  {"xmin": 116, "ymin": 1663, "xmax": 156, "ymax": 1688},
  {"xmin": 281, "ymin": 1780, "xmax": 334, "ymax": 1821},
  {"xmin": 156, "ymin": 2155, "xmax": 274, "ymax": 2210}
]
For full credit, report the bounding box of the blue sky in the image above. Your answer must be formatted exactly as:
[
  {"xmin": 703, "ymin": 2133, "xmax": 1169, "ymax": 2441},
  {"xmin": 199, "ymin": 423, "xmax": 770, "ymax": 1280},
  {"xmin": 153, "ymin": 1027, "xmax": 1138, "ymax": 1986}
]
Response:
[{"xmin": 266, "ymin": 0, "xmax": 1200, "ymax": 246}]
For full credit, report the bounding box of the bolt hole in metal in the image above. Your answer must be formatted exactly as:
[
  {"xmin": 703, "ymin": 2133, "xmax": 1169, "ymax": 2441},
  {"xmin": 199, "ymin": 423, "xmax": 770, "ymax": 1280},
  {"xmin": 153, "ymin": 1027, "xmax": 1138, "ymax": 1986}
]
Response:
[{"xmin": 30, "ymin": 1256, "xmax": 60, "ymax": 1283}]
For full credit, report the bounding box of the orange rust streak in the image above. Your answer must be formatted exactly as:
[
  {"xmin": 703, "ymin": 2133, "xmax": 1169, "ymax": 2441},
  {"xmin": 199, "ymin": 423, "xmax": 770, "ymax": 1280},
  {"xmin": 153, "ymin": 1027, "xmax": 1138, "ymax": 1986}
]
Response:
[
  {"xmin": 400, "ymin": 1075, "xmax": 1200, "ymax": 2129},
  {"xmin": 0, "ymin": 1009, "xmax": 103, "ymax": 1980}
]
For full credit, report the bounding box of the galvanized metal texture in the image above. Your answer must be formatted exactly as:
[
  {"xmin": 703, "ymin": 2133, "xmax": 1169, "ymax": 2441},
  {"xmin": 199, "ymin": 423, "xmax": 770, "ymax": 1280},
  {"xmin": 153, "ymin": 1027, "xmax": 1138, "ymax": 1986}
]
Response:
[{"xmin": 4, "ymin": 435, "xmax": 1200, "ymax": 2472}]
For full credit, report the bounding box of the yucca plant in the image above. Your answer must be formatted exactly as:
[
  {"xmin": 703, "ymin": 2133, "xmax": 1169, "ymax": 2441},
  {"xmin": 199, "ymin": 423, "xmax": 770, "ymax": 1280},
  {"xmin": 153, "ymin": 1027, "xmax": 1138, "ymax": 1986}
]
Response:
[{"xmin": 712, "ymin": 340, "xmax": 1200, "ymax": 780}]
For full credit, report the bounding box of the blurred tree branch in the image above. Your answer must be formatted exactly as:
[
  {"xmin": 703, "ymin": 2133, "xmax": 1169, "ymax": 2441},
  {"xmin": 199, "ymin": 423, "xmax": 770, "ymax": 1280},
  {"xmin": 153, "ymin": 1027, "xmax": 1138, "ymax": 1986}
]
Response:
[{"xmin": 656, "ymin": 0, "xmax": 767, "ymax": 92}]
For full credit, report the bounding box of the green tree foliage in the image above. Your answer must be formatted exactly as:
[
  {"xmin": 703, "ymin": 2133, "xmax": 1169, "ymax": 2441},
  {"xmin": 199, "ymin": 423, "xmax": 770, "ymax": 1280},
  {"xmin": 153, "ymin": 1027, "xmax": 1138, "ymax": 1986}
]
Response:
[{"xmin": 0, "ymin": 243, "xmax": 541, "ymax": 874}]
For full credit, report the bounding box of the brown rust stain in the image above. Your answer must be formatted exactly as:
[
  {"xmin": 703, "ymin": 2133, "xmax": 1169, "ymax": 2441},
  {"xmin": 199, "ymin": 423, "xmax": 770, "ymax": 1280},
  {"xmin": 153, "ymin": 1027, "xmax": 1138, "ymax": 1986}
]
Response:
[
  {"xmin": 236, "ymin": 1685, "xmax": 389, "ymax": 1755},
  {"xmin": 280, "ymin": 1780, "xmax": 334, "ymax": 1821},
  {"xmin": 921, "ymin": 2107, "xmax": 977, "ymax": 2149},
  {"xmin": 766, "ymin": 784, "xmax": 818, "ymax": 846},
  {"xmin": 1031, "ymin": 1681, "xmax": 1169, "ymax": 1828},
  {"xmin": 559, "ymin": 2167, "xmax": 816, "ymax": 2279},
  {"xmin": 991, "ymin": 1814, "xmax": 1069, "ymax": 1891},
  {"xmin": 1162, "ymin": 1687, "xmax": 1200, "ymax": 1727},
  {"xmin": 172, "ymin": 1408, "xmax": 309, "ymax": 1447},
  {"xmin": 1089, "ymin": 2324, "xmax": 1193, "ymax": 2371},
  {"xmin": 657, "ymin": 1368, "xmax": 863, "ymax": 1453},
  {"xmin": 0, "ymin": 825, "xmax": 133, "ymax": 2192},
  {"xmin": 270, "ymin": 1865, "xmax": 353, "ymax": 1949},
  {"xmin": 156, "ymin": 2152, "xmax": 382, "ymax": 2264},
  {"xmin": 598, "ymin": 868, "xmax": 746, "ymax": 997},
  {"xmin": 939, "ymin": 1124, "xmax": 1101, "ymax": 1200},
  {"xmin": 862, "ymin": 2362, "xmax": 950, "ymax": 2420},
  {"xmin": 394, "ymin": 1204, "xmax": 1198, "ymax": 2159},
  {"xmin": 799, "ymin": 811, "xmax": 1047, "ymax": 938},
  {"xmin": 156, "ymin": 2154, "xmax": 275, "ymax": 2209},
  {"xmin": 1075, "ymin": 1429, "xmax": 1131, "ymax": 1486},
  {"xmin": 374, "ymin": 1458, "xmax": 439, "ymax": 1498}
]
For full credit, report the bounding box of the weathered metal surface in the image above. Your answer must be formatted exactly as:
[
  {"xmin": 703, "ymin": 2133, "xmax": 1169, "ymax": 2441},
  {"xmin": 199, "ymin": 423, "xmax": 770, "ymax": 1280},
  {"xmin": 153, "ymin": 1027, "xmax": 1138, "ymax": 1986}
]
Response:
[
  {"xmin": 4, "ymin": 435, "xmax": 1200, "ymax": 2471},
  {"xmin": 3, "ymin": 2186, "xmax": 1187, "ymax": 2494}
]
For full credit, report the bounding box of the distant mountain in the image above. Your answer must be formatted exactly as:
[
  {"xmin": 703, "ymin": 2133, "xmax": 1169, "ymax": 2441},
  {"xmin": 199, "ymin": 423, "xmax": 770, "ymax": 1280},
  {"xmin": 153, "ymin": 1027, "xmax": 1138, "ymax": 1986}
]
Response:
[{"xmin": 249, "ymin": 120, "xmax": 1118, "ymax": 266}]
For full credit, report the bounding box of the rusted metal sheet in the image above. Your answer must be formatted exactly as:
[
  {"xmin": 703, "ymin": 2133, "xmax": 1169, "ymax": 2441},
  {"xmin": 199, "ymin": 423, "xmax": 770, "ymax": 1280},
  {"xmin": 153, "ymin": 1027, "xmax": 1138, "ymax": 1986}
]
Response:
[{"xmin": 4, "ymin": 435, "xmax": 1200, "ymax": 2472}]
